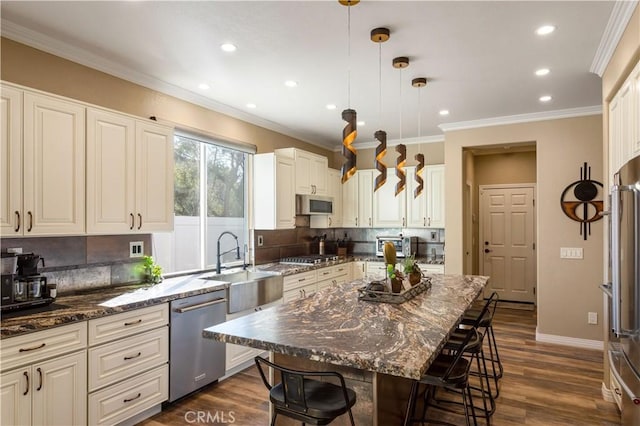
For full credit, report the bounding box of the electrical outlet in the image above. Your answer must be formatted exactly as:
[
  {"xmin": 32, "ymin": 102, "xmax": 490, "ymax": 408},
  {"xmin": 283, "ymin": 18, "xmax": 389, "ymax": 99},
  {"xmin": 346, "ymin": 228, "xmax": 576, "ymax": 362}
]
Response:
[
  {"xmin": 257, "ymin": 235, "xmax": 264, "ymax": 247},
  {"xmin": 588, "ymin": 312, "xmax": 598, "ymax": 325},
  {"xmin": 129, "ymin": 241, "xmax": 144, "ymax": 258},
  {"xmin": 6, "ymin": 247, "xmax": 22, "ymax": 254}
]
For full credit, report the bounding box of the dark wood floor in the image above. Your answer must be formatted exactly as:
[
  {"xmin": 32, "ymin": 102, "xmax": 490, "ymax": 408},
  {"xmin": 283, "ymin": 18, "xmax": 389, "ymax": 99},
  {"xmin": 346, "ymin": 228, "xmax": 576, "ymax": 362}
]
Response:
[{"xmin": 140, "ymin": 307, "xmax": 621, "ymax": 425}]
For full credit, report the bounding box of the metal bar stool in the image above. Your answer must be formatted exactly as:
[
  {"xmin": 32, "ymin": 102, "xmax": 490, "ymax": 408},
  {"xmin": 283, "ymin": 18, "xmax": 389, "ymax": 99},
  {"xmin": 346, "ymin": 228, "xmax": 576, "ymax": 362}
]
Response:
[
  {"xmin": 255, "ymin": 356, "xmax": 357, "ymax": 426},
  {"xmin": 461, "ymin": 292, "xmax": 502, "ymax": 398},
  {"xmin": 403, "ymin": 327, "xmax": 480, "ymax": 426}
]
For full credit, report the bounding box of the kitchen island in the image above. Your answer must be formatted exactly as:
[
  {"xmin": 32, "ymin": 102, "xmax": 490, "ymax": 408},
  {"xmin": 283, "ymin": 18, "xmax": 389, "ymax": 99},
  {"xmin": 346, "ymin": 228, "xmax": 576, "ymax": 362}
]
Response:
[{"xmin": 204, "ymin": 274, "xmax": 488, "ymax": 425}]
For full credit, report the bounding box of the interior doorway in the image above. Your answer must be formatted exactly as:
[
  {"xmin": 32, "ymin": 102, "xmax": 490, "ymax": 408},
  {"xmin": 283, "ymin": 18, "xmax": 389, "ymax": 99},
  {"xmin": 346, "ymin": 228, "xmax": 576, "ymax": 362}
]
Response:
[{"xmin": 479, "ymin": 184, "xmax": 536, "ymax": 302}]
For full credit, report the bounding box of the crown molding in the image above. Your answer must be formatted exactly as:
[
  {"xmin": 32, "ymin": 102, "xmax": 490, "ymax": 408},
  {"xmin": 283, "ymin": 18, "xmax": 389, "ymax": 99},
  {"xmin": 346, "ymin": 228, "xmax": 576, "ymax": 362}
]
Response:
[
  {"xmin": 590, "ymin": 0, "xmax": 639, "ymax": 77},
  {"xmin": 438, "ymin": 105, "xmax": 602, "ymax": 133},
  {"xmin": 0, "ymin": 20, "xmax": 334, "ymax": 150},
  {"xmin": 332, "ymin": 134, "xmax": 445, "ymax": 152}
]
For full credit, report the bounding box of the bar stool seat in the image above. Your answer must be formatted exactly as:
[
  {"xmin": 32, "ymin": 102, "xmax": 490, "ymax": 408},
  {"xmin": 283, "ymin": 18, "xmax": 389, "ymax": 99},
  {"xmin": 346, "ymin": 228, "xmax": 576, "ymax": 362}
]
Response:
[{"xmin": 255, "ymin": 356, "xmax": 357, "ymax": 426}]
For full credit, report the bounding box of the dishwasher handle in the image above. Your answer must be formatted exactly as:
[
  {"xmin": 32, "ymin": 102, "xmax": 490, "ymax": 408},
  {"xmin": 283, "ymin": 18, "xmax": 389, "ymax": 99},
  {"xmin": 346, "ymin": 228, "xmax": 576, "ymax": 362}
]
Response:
[{"xmin": 174, "ymin": 297, "xmax": 227, "ymax": 314}]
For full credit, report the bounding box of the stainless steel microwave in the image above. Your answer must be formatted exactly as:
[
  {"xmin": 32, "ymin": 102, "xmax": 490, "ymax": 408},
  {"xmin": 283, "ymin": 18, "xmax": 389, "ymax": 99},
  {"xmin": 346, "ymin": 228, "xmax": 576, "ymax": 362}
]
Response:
[
  {"xmin": 296, "ymin": 194, "xmax": 333, "ymax": 215},
  {"xmin": 376, "ymin": 235, "xmax": 418, "ymax": 258}
]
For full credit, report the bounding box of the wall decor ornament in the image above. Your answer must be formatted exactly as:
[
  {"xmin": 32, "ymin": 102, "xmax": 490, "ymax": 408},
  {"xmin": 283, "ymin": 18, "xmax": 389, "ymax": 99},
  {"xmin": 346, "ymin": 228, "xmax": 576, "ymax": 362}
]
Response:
[{"xmin": 560, "ymin": 162, "xmax": 604, "ymax": 240}]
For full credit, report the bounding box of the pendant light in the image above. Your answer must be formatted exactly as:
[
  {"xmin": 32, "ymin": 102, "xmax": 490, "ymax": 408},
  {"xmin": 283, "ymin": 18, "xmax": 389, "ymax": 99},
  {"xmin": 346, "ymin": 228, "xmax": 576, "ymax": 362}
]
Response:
[
  {"xmin": 339, "ymin": 0, "xmax": 359, "ymax": 184},
  {"xmin": 393, "ymin": 56, "xmax": 409, "ymax": 196},
  {"xmin": 412, "ymin": 77, "xmax": 427, "ymax": 198},
  {"xmin": 371, "ymin": 27, "xmax": 390, "ymax": 192}
]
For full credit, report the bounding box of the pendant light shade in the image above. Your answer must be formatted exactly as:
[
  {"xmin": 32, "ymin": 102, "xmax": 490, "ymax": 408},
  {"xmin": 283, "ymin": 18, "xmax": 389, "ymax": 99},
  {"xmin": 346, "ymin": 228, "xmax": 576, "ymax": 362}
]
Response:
[
  {"xmin": 393, "ymin": 56, "xmax": 409, "ymax": 196},
  {"xmin": 412, "ymin": 77, "xmax": 427, "ymax": 198},
  {"xmin": 372, "ymin": 27, "xmax": 390, "ymax": 192}
]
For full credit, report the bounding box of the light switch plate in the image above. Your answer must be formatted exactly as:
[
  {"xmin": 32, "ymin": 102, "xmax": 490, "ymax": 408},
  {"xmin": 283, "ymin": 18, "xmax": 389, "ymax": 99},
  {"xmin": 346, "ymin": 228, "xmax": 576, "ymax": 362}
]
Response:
[
  {"xmin": 130, "ymin": 241, "xmax": 144, "ymax": 258},
  {"xmin": 560, "ymin": 247, "xmax": 583, "ymax": 259},
  {"xmin": 588, "ymin": 312, "xmax": 598, "ymax": 324}
]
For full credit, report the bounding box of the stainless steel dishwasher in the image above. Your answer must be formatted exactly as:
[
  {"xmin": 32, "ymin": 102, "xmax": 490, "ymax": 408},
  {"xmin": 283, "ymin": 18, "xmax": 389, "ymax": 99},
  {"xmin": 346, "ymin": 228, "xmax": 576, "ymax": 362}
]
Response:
[{"xmin": 169, "ymin": 289, "xmax": 226, "ymax": 402}]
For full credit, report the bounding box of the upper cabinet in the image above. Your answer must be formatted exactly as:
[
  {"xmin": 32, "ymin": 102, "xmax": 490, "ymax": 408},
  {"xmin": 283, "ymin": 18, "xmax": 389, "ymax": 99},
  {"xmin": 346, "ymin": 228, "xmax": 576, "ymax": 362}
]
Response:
[
  {"xmin": 1, "ymin": 87, "xmax": 85, "ymax": 236},
  {"xmin": 275, "ymin": 148, "xmax": 328, "ymax": 195},
  {"xmin": 372, "ymin": 171, "xmax": 406, "ymax": 228},
  {"xmin": 425, "ymin": 165, "xmax": 445, "ymax": 228},
  {"xmin": 254, "ymin": 152, "xmax": 295, "ymax": 230},
  {"xmin": 310, "ymin": 168, "xmax": 343, "ymax": 228},
  {"xmin": 340, "ymin": 170, "xmax": 373, "ymax": 228},
  {"xmin": 86, "ymin": 108, "xmax": 174, "ymax": 234},
  {"xmin": 609, "ymin": 58, "xmax": 640, "ymax": 180},
  {"xmin": 406, "ymin": 166, "xmax": 427, "ymax": 228}
]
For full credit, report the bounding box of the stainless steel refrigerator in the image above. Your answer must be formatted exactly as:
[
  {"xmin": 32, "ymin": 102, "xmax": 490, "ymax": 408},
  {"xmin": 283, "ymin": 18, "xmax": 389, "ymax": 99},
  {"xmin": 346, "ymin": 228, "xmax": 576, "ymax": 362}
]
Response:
[{"xmin": 604, "ymin": 155, "xmax": 640, "ymax": 425}]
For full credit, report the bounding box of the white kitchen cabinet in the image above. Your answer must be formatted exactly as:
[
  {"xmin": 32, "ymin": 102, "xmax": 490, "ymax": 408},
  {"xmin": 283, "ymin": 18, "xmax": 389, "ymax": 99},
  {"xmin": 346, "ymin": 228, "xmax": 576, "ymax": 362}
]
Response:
[
  {"xmin": 86, "ymin": 108, "xmax": 174, "ymax": 234},
  {"xmin": 341, "ymin": 170, "xmax": 373, "ymax": 228},
  {"xmin": 87, "ymin": 304, "xmax": 169, "ymax": 426},
  {"xmin": 366, "ymin": 261, "xmax": 402, "ymax": 280},
  {"xmin": 254, "ymin": 152, "xmax": 295, "ymax": 230},
  {"xmin": 316, "ymin": 263, "xmax": 351, "ymax": 291},
  {"xmin": 310, "ymin": 168, "xmax": 342, "ymax": 228},
  {"xmin": 352, "ymin": 261, "xmax": 365, "ymax": 280},
  {"xmin": 373, "ymin": 170, "xmax": 406, "ymax": 227},
  {"xmin": 421, "ymin": 264, "xmax": 445, "ymax": 274},
  {"xmin": 276, "ymin": 148, "xmax": 328, "ymax": 195},
  {"xmin": 341, "ymin": 170, "xmax": 359, "ymax": 227},
  {"xmin": 406, "ymin": 166, "xmax": 428, "ymax": 228},
  {"xmin": 0, "ymin": 322, "xmax": 88, "ymax": 426},
  {"xmin": 282, "ymin": 270, "xmax": 317, "ymax": 302},
  {"xmin": 633, "ymin": 62, "xmax": 640, "ymax": 157},
  {"xmin": 426, "ymin": 165, "xmax": 445, "ymax": 228},
  {"xmin": 225, "ymin": 299, "xmax": 282, "ymax": 374},
  {"xmin": 1, "ymin": 88, "xmax": 86, "ymax": 236}
]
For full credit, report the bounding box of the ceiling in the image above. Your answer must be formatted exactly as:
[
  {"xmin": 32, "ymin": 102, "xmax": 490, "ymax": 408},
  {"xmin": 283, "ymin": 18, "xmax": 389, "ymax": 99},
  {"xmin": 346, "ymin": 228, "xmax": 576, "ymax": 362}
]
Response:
[{"xmin": 0, "ymin": 1, "xmax": 627, "ymax": 150}]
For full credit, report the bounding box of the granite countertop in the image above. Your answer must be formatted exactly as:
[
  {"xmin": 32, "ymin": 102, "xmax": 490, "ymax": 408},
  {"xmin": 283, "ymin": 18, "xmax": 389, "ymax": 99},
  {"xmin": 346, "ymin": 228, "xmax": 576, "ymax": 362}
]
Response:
[
  {"xmin": 204, "ymin": 274, "xmax": 488, "ymax": 380},
  {"xmin": 0, "ymin": 272, "xmax": 231, "ymax": 338}
]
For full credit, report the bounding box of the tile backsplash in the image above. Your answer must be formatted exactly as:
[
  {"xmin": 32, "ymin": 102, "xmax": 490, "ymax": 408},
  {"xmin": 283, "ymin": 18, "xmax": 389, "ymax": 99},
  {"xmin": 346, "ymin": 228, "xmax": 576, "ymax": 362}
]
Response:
[{"xmin": 1, "ymin": 235, "xmax": 151, "ymax": 294}]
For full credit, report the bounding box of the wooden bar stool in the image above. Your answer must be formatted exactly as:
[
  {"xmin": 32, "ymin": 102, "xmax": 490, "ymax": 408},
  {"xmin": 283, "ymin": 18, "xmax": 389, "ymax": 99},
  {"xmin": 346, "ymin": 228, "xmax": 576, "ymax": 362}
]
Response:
[{"xmin": 255, "ymin": 356, "xmax": 357, "ymax": 426}]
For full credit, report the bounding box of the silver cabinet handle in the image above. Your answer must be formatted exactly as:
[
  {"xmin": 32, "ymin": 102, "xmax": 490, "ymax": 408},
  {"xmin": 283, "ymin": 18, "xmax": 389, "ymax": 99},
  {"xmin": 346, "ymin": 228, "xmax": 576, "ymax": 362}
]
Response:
[
  {"xmin": 423, "ymin": 217, "xmax": 426, "ymax": 227},
  {"xmin": 328, "ymin": 217, "xmax": 332, "ymax": 227},
  {"xmin": 175, "ymin": 298, "xmax": 226, "ymax": 313}
]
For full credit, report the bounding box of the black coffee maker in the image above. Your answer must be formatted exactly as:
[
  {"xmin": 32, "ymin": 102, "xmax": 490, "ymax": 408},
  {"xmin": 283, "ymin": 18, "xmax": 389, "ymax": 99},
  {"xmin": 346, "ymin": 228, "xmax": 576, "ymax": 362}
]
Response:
[{"xmin": 1, "ymin": 253, "xmax": 53, "ymax": 312}]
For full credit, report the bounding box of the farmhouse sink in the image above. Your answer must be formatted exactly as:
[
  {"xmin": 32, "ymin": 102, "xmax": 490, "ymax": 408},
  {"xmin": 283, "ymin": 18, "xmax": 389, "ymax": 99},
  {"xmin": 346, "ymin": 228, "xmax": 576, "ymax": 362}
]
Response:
[{"xmin": 202, "ymin": 270, "xmax": 283, "ymax": 314}]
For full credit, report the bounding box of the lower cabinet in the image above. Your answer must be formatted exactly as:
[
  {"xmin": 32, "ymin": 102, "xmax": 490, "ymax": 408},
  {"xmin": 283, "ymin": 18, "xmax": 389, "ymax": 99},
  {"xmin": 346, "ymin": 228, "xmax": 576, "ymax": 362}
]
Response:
[
  {"xmin": 282, "ymin": 270, "xmax": 318, "ymax": 303},
  {"xmin": 225, "ymin": 299, "xmax": 282, "ymax": 374},
  {"xmin": 1, "ymin": 350, "xmax": 87, "ymax": 426},
  {"xmin": 87, "ymin": 304, "xmax": 169, "ymax": 426}
]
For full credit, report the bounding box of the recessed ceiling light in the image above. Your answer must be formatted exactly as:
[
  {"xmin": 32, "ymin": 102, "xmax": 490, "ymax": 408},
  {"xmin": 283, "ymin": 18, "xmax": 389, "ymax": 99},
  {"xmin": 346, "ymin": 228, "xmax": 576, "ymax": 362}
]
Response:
[
  {"xmin": 198, "ymin": 83, "xmax": 210, "ymax": 90},
  {"xmin": 539, "ymin": 95, "xmax": 552, "ymax": 102},
  {"xmin": 326, "ymin": 104, "xmax": 337, "ymax": 110},
  {"xmin": 536, "ymin": 25, "xmax": 555, "ymax": 36},
  {"xmin": 284, "ymin": 80, "xmax": 298, "ymax": 88},
  {"xmin": 220, "ymin": 43, "xmax": 237, "ymax": 52},
  {"xmin": 357, "ymin": 121, "xmax": 365, "ymax": 126},
  {"xmin": 439, "ymin": 110, "xmax": 450, "ymax": 116},
  {"xmin": 246, "ymin": 103, "xmax": 257, "ymax": 109},
  {"xmin": 535, "ymin": 68, "xmax": 550, "ymax": 76}
]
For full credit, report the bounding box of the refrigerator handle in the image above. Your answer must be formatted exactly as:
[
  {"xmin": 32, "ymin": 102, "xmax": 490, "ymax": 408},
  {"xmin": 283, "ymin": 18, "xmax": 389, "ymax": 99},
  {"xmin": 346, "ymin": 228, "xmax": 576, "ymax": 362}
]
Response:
[
  {"xmin": 600, "ymin": 283, "xmax": 613, "ymax": 298},
  {"xmin": 610, "ymin": 184, "xmax": 622, "ymax": 336}
]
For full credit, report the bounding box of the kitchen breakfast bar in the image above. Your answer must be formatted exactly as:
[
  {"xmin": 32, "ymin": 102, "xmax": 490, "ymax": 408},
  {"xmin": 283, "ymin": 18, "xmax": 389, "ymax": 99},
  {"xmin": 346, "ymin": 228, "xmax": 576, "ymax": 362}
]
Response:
[{"xmin": 203, "ymin": 274, "xmax": 489, "ymax": 425}]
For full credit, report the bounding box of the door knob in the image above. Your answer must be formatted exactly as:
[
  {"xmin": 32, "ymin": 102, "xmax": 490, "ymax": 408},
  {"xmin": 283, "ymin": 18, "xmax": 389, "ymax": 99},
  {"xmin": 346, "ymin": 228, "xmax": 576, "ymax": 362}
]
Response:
[{"xmin": 484, "ymin": 248, "xmax": 492, "ymax": 253}]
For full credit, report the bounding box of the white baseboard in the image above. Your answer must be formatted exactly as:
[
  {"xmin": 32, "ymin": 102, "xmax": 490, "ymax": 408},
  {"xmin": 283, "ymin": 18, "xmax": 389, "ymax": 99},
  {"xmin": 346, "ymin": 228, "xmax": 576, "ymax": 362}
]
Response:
[
  {"xmin": 535, "ymin": 329, "xmax": 604, "ymax": 350},
  {"xmin": 601, "ymin": 382, "xmax": 615, "ymax": 403}
]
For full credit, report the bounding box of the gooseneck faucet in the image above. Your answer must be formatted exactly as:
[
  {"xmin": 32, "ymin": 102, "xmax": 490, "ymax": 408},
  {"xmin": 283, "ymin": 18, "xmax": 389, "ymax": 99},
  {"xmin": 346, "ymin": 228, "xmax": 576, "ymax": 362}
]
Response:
[{"xmin": 216, "ymin": 231, "xmax": 241, "ymax": 274}]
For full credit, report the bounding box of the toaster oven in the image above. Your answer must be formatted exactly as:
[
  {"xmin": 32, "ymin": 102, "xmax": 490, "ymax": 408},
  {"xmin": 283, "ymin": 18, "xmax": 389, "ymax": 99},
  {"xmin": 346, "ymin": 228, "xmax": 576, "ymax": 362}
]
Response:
[{"xmin": 376, "ymin": 235, "xmax": 418, "ymax": 258}]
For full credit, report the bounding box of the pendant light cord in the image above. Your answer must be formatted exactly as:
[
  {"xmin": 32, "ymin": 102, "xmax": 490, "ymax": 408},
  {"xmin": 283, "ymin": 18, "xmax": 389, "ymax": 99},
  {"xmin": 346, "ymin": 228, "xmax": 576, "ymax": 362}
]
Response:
[{"xmin": 347, "ymin": 4, "xmax": 352, "ymax": 108}]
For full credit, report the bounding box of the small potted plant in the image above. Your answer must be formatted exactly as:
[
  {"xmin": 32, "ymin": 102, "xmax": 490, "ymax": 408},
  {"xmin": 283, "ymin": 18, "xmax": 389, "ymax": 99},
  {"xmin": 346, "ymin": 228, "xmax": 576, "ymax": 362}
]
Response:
[
  {"xmin": 403, "ymin": 254, "xmax": 422, "ymax": 286},
  {"xmin": 138, "ymin": 256, "xmax": 163, "ymax": 285}
]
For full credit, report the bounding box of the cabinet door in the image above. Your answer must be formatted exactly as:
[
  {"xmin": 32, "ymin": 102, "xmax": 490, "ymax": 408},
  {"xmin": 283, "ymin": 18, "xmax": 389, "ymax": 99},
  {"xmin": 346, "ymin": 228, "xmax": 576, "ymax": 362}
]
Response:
[
  {"xmin": 32, "ymin": 351, "xmax": 87, "ymax": 426},
  {"xmin": 310, "ymin": 169, "xmax": 342, "ymax": 228},
  {"xmin": 357, "ymin": 170, "xmax": 373, "ymax": 228},
  {"xmin": 609, "ymin": 94, "xmax": 622, "ymax": 180},
  {"xmin": 373, "ymin": 171, "xmax": 406, "ymax": 227},
  {"xmin": 23, "ymin": 93, "xmax": 85, "ymax": 235},
  {"xmin": 406, "ymin": 167, "xmax": 427, "ymax": 228},
  {"xmin": 0, "ymin": 86, "xmax": 22, "ymax": 236},
  {"xmin": 352, "ymin": 261, "xmax": 365, "ymax": 280},
  {"xmin": 275, "ymin": 156, "xmax": 296, "ymax": 229},
  {"xmin": 0, "ymin": 368, "xmax": 31, "ymax": 426},
  {"xmin": 341, "ymin": 172, "xmax": 358, "ymax": 227},
  {"xmin": 310, "ymin": 154, "xmax": 328, "ymax": 195},
  {"xmin": 619, "ymin": 79, "xmax": 635, "ymax": 166},
  {"xmin": 632, "ymin": 62, "xmax": 640, "ymax": 157},
  {"xmin": 86, "ymin": 108, "xmax": 136, "ymax": 234},
  {"xmin": 426, "ymin": 165, "xmax": 445, "ymax": 228},
  {"xmin": 294, "ymin": 150, "xmax": 314, "ymax": 194},
  {"xmin": 135, "ymin": 121, "xmax": 174, "ymax": 232}
]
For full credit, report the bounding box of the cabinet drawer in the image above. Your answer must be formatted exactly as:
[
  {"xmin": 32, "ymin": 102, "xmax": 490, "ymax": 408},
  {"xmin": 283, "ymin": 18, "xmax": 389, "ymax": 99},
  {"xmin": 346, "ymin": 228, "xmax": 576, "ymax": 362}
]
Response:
[
  {"xmin": 88, "ymin": 364, "xmax": 168, "ymax": 426},
  {"xmin": 316, "ymin": 266, "xmax": 336, "ymax": 281},
  {"xmin": 0, "ymin": 322, "xmax": 87, "ymax": 372},
  {"xmin": 332, "ymin": 264, "xmax": 350, "ymax": 278},
  {"xmin": 283, "ymin": 271, "xmax": 317, "ymax": 292},
  {"xmin": 88, "ymin": 327, "xmax": 168, "ymax": 392},
  {"xmin": 89, "ymin": 304, "xmax": 168, "ymax": 346}
]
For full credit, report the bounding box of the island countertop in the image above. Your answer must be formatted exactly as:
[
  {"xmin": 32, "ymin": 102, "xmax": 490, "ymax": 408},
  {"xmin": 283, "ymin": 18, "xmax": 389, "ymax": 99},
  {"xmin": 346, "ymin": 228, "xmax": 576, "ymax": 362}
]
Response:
[{"xmin": 204, "ymin": 274, "xmax": 488, "ymax": 380}]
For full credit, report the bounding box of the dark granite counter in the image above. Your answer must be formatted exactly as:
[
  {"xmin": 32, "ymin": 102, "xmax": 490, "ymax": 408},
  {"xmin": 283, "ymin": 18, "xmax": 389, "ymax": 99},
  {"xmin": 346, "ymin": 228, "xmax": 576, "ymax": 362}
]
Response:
[
  {"xmin": 1, "ymin": 273, "xmax": 230, "ymax": 338},
  {"xmin": 204, "ymin": 274, "xmax": 487, "ymax": 380}
]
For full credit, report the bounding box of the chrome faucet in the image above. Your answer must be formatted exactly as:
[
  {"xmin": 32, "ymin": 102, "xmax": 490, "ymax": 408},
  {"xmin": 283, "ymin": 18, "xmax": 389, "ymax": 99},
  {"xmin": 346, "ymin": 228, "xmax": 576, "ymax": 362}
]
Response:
[{"xmin": 216, "ymin": 231, "xmax": 241, "ymax": 274}]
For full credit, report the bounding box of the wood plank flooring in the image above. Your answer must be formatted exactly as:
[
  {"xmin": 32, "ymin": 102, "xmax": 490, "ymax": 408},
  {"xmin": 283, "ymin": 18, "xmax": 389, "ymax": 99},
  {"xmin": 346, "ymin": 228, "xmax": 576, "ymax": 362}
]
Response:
[{"xmin": 139, "ymin": 307, "xmax": 621, "ymax": 425}]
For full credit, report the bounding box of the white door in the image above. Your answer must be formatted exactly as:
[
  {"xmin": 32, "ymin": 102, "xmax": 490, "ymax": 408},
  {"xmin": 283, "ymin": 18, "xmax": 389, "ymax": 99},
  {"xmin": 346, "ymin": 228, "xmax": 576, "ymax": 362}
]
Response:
[
  {"xmin": 341, "ymin": 172, "xmax": 358, "ymax": 227},
  {"xmin": 372, "ymin": 171, "xmax": 405, "ymax": 227},
  {"xmin": 275, "ymin": 155, "xmax": 295, "ymax": 229},
  {"xmin": 426, "ymin": 165, "xmax": 445, "ymax": 228},
  {"xmin": 406, "ymin": 167, "xmax": 427, "ymax": 228},
  {"xmin": 480, "ymin": 185, "xmax": 536, "ymax": 303},
  {"xmin": 357, "ymin": 170, "xmax": 373, "ymax": 228},
  {"xmin": 0, "ymin": 368, "xmax": 31, "ymax": 426}
]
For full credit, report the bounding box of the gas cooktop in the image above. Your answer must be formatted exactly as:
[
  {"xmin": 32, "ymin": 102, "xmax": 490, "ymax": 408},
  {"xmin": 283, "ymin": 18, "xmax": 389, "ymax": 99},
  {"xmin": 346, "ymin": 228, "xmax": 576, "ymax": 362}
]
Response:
[{"xmin": 279, "ymin": 255, "xmax": 339, "ymax": 265}]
